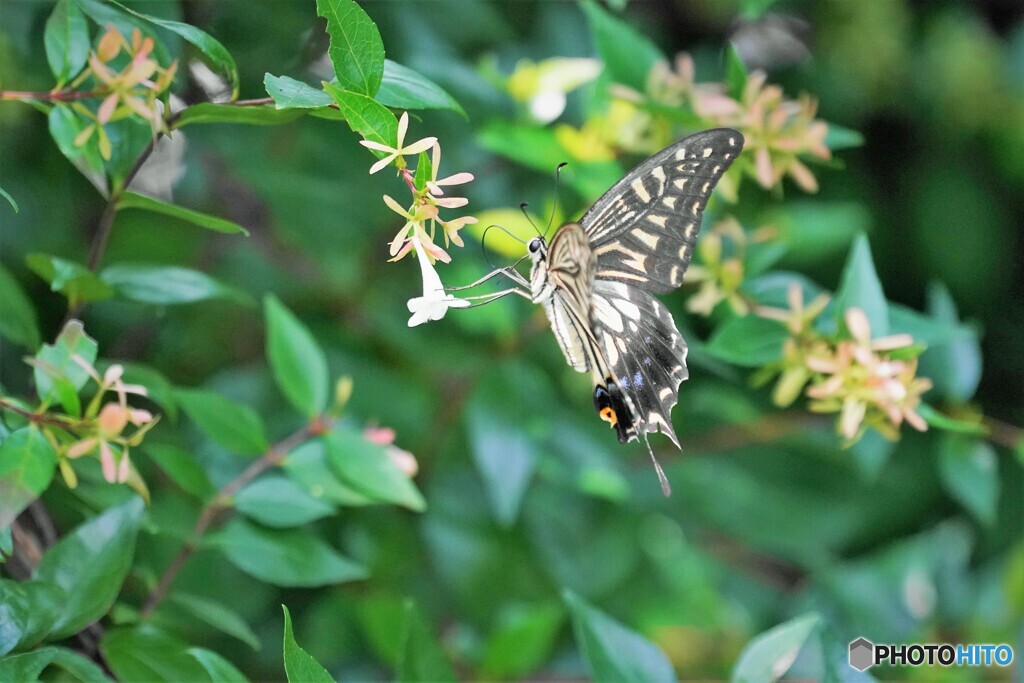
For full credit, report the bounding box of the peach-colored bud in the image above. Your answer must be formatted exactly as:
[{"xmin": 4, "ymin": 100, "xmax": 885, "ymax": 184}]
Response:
[
  {"xmin": 117, "ymin": 450, "xmax": 131, "ymax": 483},
  {"xmin": 844, "ymin": 308, "xmax": 871, "ymax": 345},
  {"xmin": 387, "ymin": 446, "xmax": 418, "ymax": 478},
  {"xmin": 364, "ymin": 426, "xmax": 396, "ymax": 446},
  {"xmin": 67, "ymin": 437, "xmax": 98, "ymax": 459},
  {"xmin": 128, "ymin": 408, "xmax": 153, "ymax": 426},
  {"xmin": 98, "ymin": 403, "xmax": 129, "ymax": 436},
  {"xmin": 840, "ymin": 397, "xmax": 866, "ymax": 439},
  {"xmin": 103, "ymin": 364, "xmax": 125, "ymax": 386},
  {"xmin": 755, "ymin": 147, "xmax": 775, "ymax": 189},
  {"xmin": 100, "ymin": 441, "xmax": 118, "ymax": 483},
  {"xmin": 97, "ymin": 28, "xmax": 121, "ymax": 62},
  {"xmin": 97, "ymin": 93, "xmax": 119, "ymax": 124}
]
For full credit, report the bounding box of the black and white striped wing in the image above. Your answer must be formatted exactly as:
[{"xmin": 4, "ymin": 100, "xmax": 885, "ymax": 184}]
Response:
[
  {"xmin": 581, "ymin": 128, "xmax": 744, "ymax": 294},
  {"xmin": 590, "ymin": 280, "xmax": 688, "ymax": 446}
]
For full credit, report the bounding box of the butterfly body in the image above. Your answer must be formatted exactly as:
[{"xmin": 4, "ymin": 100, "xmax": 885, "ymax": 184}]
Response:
[{"xmin": 527, "ymin": 129, "xmax": 745, "ymax": 454}]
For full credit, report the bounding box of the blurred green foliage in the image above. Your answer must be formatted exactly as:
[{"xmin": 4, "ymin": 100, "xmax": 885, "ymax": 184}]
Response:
[{"xmin": 1, "ymin": 0, "xmax": 1022, "ymax": 681}]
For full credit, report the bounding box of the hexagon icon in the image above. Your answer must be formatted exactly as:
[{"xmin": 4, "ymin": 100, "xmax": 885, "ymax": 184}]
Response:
[{"xmin": 849, "ymin": 637, "xmax": 874, "ymax": 671}]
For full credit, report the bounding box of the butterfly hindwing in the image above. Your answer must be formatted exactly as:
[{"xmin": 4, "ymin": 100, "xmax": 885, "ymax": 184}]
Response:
[
  {"xmin": 590, "ymin": 280, "xmax": 688, "ymax": 446},
  {"xmin": 581, "ymin": 128, "xmax": 744, "ymax": 294}
]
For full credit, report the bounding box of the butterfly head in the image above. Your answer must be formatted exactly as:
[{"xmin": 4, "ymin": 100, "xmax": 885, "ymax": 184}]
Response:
[{"xmin": 527, "ymin": 236, "xmax": 547, "ymax": 262}]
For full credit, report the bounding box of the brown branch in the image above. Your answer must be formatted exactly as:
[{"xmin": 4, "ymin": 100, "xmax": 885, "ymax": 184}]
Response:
[
  {"xmin": 139, "ymin": 416, "xmax": 330, "ymax": 618},
  {"xmin": 0, "ymin": 397, "xmax": 74, "ymax": 429},
  {"xmin": 0, "ymin": 90, "xmax": 95, "ymax": 101}
]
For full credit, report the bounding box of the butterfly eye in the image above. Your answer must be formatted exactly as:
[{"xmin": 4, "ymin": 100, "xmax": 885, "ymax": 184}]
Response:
[{"xmin": 528, "ymin": 238, "xmax": 542, "ymax": 253}]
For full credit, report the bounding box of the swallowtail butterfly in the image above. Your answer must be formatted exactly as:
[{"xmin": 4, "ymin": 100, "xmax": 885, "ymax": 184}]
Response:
[{"xmin": 461, "ymin": 128, "xmax": 744, "ymax": 495}]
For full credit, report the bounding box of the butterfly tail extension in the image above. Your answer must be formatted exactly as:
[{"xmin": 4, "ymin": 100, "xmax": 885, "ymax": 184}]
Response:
[{"xmin": 642, "ymin": 433, "xmax": 672, "ymax": 497}]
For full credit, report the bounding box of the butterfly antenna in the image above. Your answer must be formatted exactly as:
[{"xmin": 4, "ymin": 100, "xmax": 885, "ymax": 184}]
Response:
[
  {"xmin": 519, "ymin": 202, "xmax": 543, "ymax": 237},
  {"xmin": 481, "ymin": 224, "xmax": 526, "ymax": 270},
  {"xmin": 544, "ymin": 162, "xmax": 569, "ymax": 239},
  {"xmin": 642, "ymin": 435, "xmax": 672, "ymax": 497}
]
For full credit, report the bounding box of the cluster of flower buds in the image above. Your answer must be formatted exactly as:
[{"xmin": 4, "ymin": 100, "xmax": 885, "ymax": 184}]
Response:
[
  {"xmin": 756, "ymin": 285, "xmax": 932, "ymax": 443},
  {"xmin": 71, "ymin": 26, "xmax": 178, "ymax": 159},
  {"xmin": 684, "ymin": 217, "xmax": 776, "ymax": 316},
  {"xmin": 61, "ymin": 359, "xmax": 158, "ymax": 486},
  {"xmin": 360, "ymin": 112, "xmax": 476, "ymax": 326}
]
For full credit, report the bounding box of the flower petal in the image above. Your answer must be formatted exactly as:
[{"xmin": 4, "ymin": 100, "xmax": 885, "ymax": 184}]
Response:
[
  {"xmin": 400, "ymin": 136, "xmax": 438, "ymax": 156},
  {"xmin": 368, "ymin": 153, "xmax": 398, "ymax": 175}
]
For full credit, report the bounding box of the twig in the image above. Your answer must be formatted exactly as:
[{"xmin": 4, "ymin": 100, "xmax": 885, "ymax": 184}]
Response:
[
  {"xmin": 0, "ymin": 397, "xmax": 74, "ymax": 429},
  {"xmin": 139, "ymin": 416, "xmax": 330, "ymax": 618},
  {"xmin": 0, "ymin": 90, "xmax": 95, "ymax": 101},
  {"xmin": 982, "ymin": 415, "xmax": 1023, "ymax": 452}
]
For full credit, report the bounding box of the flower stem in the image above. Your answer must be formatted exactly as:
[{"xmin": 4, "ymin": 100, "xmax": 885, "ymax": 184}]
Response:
[{"xmin": 139, "ymin": 416, "xmax": 330, "ymax": 618}]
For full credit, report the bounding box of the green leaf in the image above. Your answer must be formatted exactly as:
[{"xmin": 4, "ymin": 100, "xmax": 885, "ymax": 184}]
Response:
[
  {"xmin": 580, "ymin": 0, "xmax": 664, "ymax": 92},
  {"xmin": 169, "ymin": 593, "xmax": 261, "ymax": 650},
  {"xmin": 0, "ymin": 646, "xmax": 110, "ymax": 683},
  {"xmin": 282, "ymin": 605, "xmax": 335, "ymax": 683},
  {"xmin": 731, "ymin": 613, "xmax": 820, "ymax": 683},
  {"xmin": 564, "ymin": 590, "xmax": 675, "ymax": 683},
  {"xmin": 466, "ymin": 399, "xmax": 537, "ymax": 527},
  {"xmin": 0, "ymin": 428, "xmax": 57, "ymax": 530},
  {"xmin": 175, "ymin": 388, "xmax": 269, "ymax": 455},
  {"xmin": 105, "ymin": 0, "xmax": 239, "ymax": 99},
  {"xmin": 0, "ymin": 264, "xmax": 41, "ymax": 350},
  {"xmin": 264, "ymin": 74, "xmax": 334, "ymax": 109},
  {"xmin": 413, "ymin": 150, "xmax": 432, "ymax": 192},
  {"xmin": 939, "ymin": 435, "xmax": 999, "ymax": 526},
  {"xmin": 323, "ymin": 429, "xmax": 426, "ymax": 512},
  {"xmin": 834, "ymin": 233, "xmax": 889, "ymax": 337},
  {"xmin": 26, "ymin": 253, "xmax": 114, "ymax": 305},
  {"xmin": 324, "ymin": 84, "xmax": 398, "ymax": 155},
  {"xmin": 920, "ymin": 282, "xmax": 982, "ymax": 402},
  {"xmin": 916, "ymin": 404, "xmax": 988, "ymax": 437},
  {"xmin": 705, "ymin": 316, "xmax": 790, "ymax": 367},
  {"xmin": 207, "ymin": 518, "xmax": 367, "ymax": 587},
  {"xmin": 0, "ymin": 578, "xmax": 64, "ymax": 654},
  {"xmin": 316, "ymin": 0, "xmax": 385, "ymax": 96},
  {"xmin": 144, "ymin": 444, "xmax": 215, "ymax": 499},
  {"xmin": 44, "ymin": 0, "xmax": 89, "ymax": 84},
  {"xmin": 47, "ymin": 105, "xmax": 103, "ymax": 178},
  {"xmin": 376, "ymin": 60, "xmax": 466, "ymax": 117},
  {"xmin": 282, "ymin": 440, "xmax": 373, "ymax": 507},
  {"xmin": 824, "ymin": 123, "xmax": 865, "ymax": 150},
  {"xmin": 174, "ymin": 102, "xmax": 309, "ymax": 128},
  {"xmin": 397, "ymin": 600, "xmax": 457, "ymax": 683},
  {"xmin": 32, "ymin": 320, "xmax": 98, "ymax": 412},
  {"xmin": 0, "ymin": 186, "xmax": 18, "ymax": 213},
  {"xmin": 234, "ymin": 474, "xmax": 335, "ymax": 528},
  {"xmin": 34, "ymin": 497, "xmax": 144, "ymax": 639},
  {"xmin": 117, "ymin": 191, "xmax": 249, "ymax": 236},
  {"xmin": 187, "ymin": 648, "xmax": 249, "ymax": 683},
  {"xmin": 101, "ymin": 264, "xmax": 249, "ymax": 306},
  {"xmin": 480, "ymin": 603, "xmax": 564, "ymax": 678},
  {"xmin": 101, "ymin": 627, "xmax": 210, "ymax": 682},
  {"xmin": 724, "ymin": 43, "xmax": 748, "ymax": 101},
  {"xmin": 264, "ymin": 295, "xmax": 329, "ymax": 416}
]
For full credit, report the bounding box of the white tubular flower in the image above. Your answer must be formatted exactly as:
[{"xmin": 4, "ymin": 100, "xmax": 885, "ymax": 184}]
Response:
[{"xmin": 406, "ymin": 236, "xmax": 470, "ymax": 327}]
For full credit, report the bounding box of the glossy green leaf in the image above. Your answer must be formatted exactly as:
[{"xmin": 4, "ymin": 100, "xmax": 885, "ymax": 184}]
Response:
[
  {"xmin": 0, "ymin": 187, "xmax": 18, "ymax": 213},
  {"xmin": 101, "ymin": 627, "xmax": 210, "ymax": 682},
  {"xmin": 580, "ymin": 0, "xmax": 664, "ymax": 92},
  {"xmin": 706, "ymin": 316, "xmax": 790, "ymax": 367},
  {"xmin": 397, "ymin": 600, "xmax": 457, "ymax": 683},
  {"xmin": 724, "ymin": 43, "xmax": 748, "ymax": 100},
  {"xmin": 235, "ymin": 474, "xmax": 335, "ymax": 528},
  {"xmin": 31, "ymin": 320, "xmax": 97, "ymax": 411},
  {"xmin": 265, "ymin": 295, "xmax": 329, "ymax": 416},
  {"xmin": 26, "ymin": 253, "xmax": 114, "ymax": 305},
  {"xmin": 316, "ymin": 0, "xmax": 385, "ymax": 96},
  {"xmin": 187, "ymin": 648, "xmax": 248, "ymax": 682},
  {"xmin": 207, "ymin": 518, "xmax": 367, "ymax": 587},
  {"xmin": 144, "ymin": 444, "xmax": 214, "ymax": 499},
  {"xmin": 916, "ymin": 404, "xmax": 987, "ymax": 437},
  {"xmin": 324, "ymin": 429, "xmax": 426, "ymax": 512},
  {"xmin": 731, "ymin": 613, "xmax": 820, "ymax": 683},
  {"xmin": 480, "ymin": 603, "xmax": 564, "ymax": 678},
  {"xmin": 920, "ymin": 282, "xmax": 982, "ymax": 401},
  {"xmin": 47, "ymin": 105, "xmax": 104, "ymax": 178},
  {"xmin": 175, "ymin": 388, "xmax": 269, "ymax": 455},
  {"xmin": 0, "ymin": 645, "xmax": 110, "ymax": 683},
  {"xmin": 0, "ymin": 265, "xmax": 41, "ymax": 350},
  {"xmin": 0, "ymin": 427, "xmax": 57, "ymax": 530},
  {"xmin": 169, "ymin": 593, "xmax": 261, "ymax": 650},
  {"xmin": 175, "ymin": 102, "xmax": 308, "ymax": 127},
  {"xmin": 834, "ymin": 233, "xmax": 889, "ymax": 337},
  {"xmin": 44, "ymin": 0, "xmax": 89, "ymax": 84},
  {"xmin": 283, "ymin": 440, "xmax": 373, "ymax": 507},
  {"xmin": 0, "ymin": 578, "xmax": 64, "ymax": 654},
  {"xmin": 939, "ymin": 435, "xmax": 999, "ymax": 526},
  {"xmin": 324, "ymin": 84, "xmax": 398, "ymax": 155},
  {"xmin": 264, "ymin": 74, "xmax": 334, "ymax": 109},
  {"xmin": 106, "ymin": 0, "xmax": 239, "ymax": 99},
  {"xmin": 466, "ymin": 396, "xmax": 537, "ymax": 527},
  {"xmin": 282, "ymin": 605, "xmax": 335, "ymax": 683},
  {"xmin": 117, "ymin": 192, "xmax": 249, "ymax": 235},
  {"xmin": 376, "ymin": 60, "xmax": 466, "ymax": 117},
  {"xmin": 564, "ymin": 590, "xmax": 675, "ymax": 683},
  {"xmin": 101, "ymin": 264, "xmax": 249, "ymax": 306},
  {"xmin": 35, "ymin": 497, "xmax": 144, "ymax": 638}
]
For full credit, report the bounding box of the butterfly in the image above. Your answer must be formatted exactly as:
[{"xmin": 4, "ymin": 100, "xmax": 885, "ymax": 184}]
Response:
[{"xmin": 457, "ymin": 128, "xmax": 744, "ymax": 495}]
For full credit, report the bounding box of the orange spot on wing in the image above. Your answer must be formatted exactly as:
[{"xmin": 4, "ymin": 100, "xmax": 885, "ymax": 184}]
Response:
[{"xmin": 599, "ymin": 406, "xmax": 618, "ymax": 427}]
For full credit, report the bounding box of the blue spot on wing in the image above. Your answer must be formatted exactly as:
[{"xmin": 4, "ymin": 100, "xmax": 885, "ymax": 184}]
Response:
[{"xmin": 633, "ymin": 371, "xmax": 643, "ymax": 388}]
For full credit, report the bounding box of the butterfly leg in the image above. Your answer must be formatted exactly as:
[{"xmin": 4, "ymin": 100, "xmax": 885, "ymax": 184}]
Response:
[
  {"xmin": 445, "ymin": 266, "xmax": 529, "ymax": 291},
  {"xmin": 455, "ymin": 287, "xmax": 532, "ymax": 308}
]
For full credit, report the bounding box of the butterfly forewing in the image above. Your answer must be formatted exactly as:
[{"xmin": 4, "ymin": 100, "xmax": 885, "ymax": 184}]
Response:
[{"xmin": 581, "ymin": 129, "xmax": 743, "ymax": 294}]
